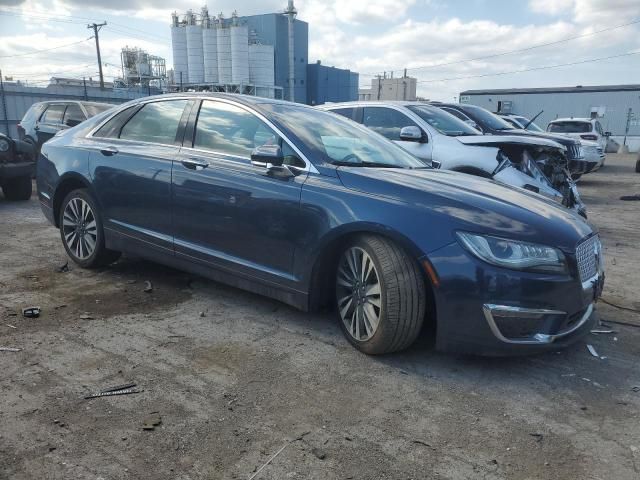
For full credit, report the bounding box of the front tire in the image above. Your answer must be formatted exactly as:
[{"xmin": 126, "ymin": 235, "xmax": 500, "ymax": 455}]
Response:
[
  {"xmin": 2, "ymin": 175, "xmax": 32, "ymax": 200},
  {"xmin": 335, "ymin": 235, "xmax": 426, "ymax": 354},
  {"xmin": 59, "ymin": 189, "xmax": 120, "ymax": 268}
]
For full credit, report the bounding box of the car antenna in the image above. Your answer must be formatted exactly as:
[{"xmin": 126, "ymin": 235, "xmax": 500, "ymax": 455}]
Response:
[{"xmin": 524, "ymin": 110, "xmax": 543, "ymax": 130}]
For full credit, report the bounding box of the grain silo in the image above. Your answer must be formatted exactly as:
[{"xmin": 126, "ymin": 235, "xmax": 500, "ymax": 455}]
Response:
[
  {"xmin": 170, "ymin": 12, "xmax": 189, "ymax": 84},
  {"xmin": 201, "ymin": 7, "xmax": 218, "ymax": 83},
  {"xmin": 230, "ymin": 12, "xmax": 250, "ymax": 85},
  {"xmin": 249, "ymin": 44, "xmax": 274, "ymax": 87},
  {"xmin": 216, "ymin": 14, "xmax": 232, "ymax": 84},
  {"xmin": 186, "ymin": 10, "xmax": 204, "ymax": 84}
]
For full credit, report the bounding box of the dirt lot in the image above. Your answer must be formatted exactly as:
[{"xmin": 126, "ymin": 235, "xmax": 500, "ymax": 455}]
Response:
[{"xmin": 1, "ymin": 154, "xmax": 639, "ymax": 480}]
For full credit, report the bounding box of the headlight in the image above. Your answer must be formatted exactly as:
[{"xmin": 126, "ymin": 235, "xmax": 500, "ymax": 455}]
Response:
[
  {"xmin": 0, "ymin": 138, "xmax": 9, "ymax": 152},
  {"xmin": 457, "ymin": 232, "xmax": 568, "ymax": 274}
]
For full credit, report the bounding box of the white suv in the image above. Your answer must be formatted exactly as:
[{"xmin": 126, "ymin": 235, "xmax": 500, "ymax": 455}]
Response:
[{"xmin": 547, "ymin": 118, "xmax": 609, "ymax": 154}]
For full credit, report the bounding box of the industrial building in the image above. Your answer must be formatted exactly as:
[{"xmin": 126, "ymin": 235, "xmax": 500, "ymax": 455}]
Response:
[
  {"xmin": 170, "ymin": 1, "xmax": 307, "ymax": 102},
  {"xmin": 358, "ymin": 75, "xmax": 418, "ymax": 101},
  {"xmin": 306, "ymin": 61, "xmax": 358, "ymax": 105},
  {"xmin": 460, "ymin": 84, "xmax": 640, "ymax": 152},
  {"xmin": 117, "ymin": 46, "xmax": 167, "ymax": 89}
]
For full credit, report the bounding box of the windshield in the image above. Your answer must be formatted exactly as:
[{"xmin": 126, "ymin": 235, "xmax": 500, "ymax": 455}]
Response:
[
  {"xmin": 513, "ymin": 116, "xmax": 544, "ymax": 132},
  {"xmin": 264, "ymin": 104, "xmax": 426, "ymax": 169},
  {"xmin": 407, "ymin": 105, "xmax": 479, "ymax": 136},
  {"xmin": 84, "ymin": 103, "xmax": 114, "ymax": 118},
  {"xmin": 548, "ymin": 121, "xmax": 591, "ymax": 133},
  {"xmin": 460, "ymin": 105, "xmax": 516, "ymax": 131}
]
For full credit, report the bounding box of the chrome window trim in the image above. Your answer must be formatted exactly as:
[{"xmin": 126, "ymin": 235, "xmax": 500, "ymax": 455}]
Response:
[
  {"xmin": 482, "ymin": 303, "xmax": 593, "ymax": 345},
  {"xmin": 86, "ymin": 96, "xmax": 319, "ymax": 174}
]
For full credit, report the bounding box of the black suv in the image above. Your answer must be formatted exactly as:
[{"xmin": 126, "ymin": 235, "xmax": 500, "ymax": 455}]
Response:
[
  {"xmin": 18, "ymin": 101, "xmax": 114, "ymax": 156},
  {"xmin": 0, "ymin": 133, "xmax": 36, "ymax": 200},
  {"xmin": 432, "ymin": 103, "xmax": 590, "ymax": 176}
]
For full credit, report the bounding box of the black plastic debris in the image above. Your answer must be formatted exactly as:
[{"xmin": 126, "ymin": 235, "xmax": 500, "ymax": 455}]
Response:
[
  {"xmin": 56, "ymin": 262, "xmax": 69, "ymax": 273},
  {"xmin": 144, "ymin": 281, "xmax": 153, "ymax": 293},
  {"xmin": 620, "ymin": 194, "xmax": 640, "ymax": 201},
  {"xmin": 22, "ymin": 307, "xmax": 40, "ymax": 318}
]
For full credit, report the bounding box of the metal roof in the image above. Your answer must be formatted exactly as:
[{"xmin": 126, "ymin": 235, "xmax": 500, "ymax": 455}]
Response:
[{"xmin": 460, "ymin": 84, "xmax": 640, "ymax": 96}]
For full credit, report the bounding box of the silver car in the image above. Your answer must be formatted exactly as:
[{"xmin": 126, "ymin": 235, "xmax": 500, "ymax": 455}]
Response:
[{"xmin": 320, "ymin": 101, "xmax": 574, "ymax": 208}]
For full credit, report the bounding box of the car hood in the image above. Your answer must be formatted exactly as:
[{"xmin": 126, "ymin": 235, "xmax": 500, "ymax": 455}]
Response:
[
  {"xmin": 456, "ymin": 134, "xmax": 564, "ymax": 150},
  {"xmin": 497, "ymin": 129, "xmax": 580, "ymax": 147},
  {"xmin": 336, "ymin": 167, "xmax": 594, "ymax": 253}
]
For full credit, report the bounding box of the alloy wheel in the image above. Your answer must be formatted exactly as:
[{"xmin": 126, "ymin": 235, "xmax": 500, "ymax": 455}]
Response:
[
  {"xmin": 62, "ymin": 197, "xmax": 98, "ymax": 260},
  {"xmin": 336, "ymin": 246, "xmax": 382, "ymax": 341}
]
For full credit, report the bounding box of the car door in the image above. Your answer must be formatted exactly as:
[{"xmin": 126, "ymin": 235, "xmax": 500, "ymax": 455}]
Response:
[
  {"xmin": 361, "ymin": 106, "xmax": 432, "ymax": 162},
  {"xmin": 36, "ymin": 103, "xmax": 66, "ymax": 149},
  {"xmin": 172, "ymin": 99, "xmax": 307, "ymax": 283},
  {"xmin": 88, "ymin": 98, "xmax": 192, "ymax": 252}
]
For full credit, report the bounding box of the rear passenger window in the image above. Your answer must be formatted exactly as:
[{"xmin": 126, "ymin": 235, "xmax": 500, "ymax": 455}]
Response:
[
  {"xmin": 193, "ymin": 100, "xmax": 279, "ymax": 158},
  {"xmin": 41, "ymin": 105, "xmax": 66, "ymax": 124},
  {"xmin": 119, "ymin": 100, "xmax": 188, "ymax": 145},
  {"xmin": 63, "ymin": 104, "xmax": 86, "ymax": 126},
  {"xmin": 362, "ymin": 107, "xmax": 419, "ymax": 141},
  {"xmin": 93, "ymin": 107, "xmax": 138, "ymax": 138}
]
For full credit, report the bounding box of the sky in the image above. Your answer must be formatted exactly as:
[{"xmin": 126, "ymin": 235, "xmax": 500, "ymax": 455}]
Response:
[{"xmin": 0, "ymin": 0, "xmax": 638, "ymax": 101}]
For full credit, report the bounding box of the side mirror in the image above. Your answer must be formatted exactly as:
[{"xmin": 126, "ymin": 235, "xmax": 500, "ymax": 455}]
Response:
[
  {"xmin": 399, "ymin": 126, "xmax": 424, "ymax": 143},
  {"xmin": 604, "ymin": 131, "xmax": 612, "ymax": 137},
  {"xmin": 465, "ymin": 120, "xmax": 481, "ymax": 131},
  {"xmin": 251, "ymin": 145, "xmax": 294, "ymax": 179},
  {"xmin": 251, "ymin": 144, "xmax": 284, "ymax": 167}
]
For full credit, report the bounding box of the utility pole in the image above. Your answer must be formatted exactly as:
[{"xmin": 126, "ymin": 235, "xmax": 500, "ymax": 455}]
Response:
[
  {"xmin": 376, "ymin": 74, "xmax": 382, "ymax": 100},
  {"xmin": 82, "ymin": 77, "xmax": 88, "ymax": 100},
  {"xmin": 0, "ymin": 69, "xmax": 9, "ymax": 136},
  {"xmin": 624, "ymin": 107, "xmax": 634, "ymax": 146},
  {"xmin": 87, "ymin": 22, "xmax": 107, "ymax": 89}
]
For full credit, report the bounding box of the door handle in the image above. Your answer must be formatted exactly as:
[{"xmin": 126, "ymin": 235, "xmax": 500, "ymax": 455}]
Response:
[
  {"xmin": 181, "ymin": 158, "xmax": 209, "ymax": 170},
  {"xmin": 100, "ymin": 146, "xmax": 119, "ymax": 156}
]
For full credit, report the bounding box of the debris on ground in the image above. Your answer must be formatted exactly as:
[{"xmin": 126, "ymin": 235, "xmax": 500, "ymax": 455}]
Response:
[
  {"xmin": 311, "ymin": 447, "xmax": 326, "ymax": 460},
  {"xmin": 55, "ymin": 262, "xmax": 69, "ymax": 273},
  {"xmin": 249, "ymin": 441, "xmax": 291, "ymax": 480},
  {"xmin": 587, "ymin": 344, "xmax": 600, "ymax": 358},
  {"xmin": 0, "ymin": 347, "xmax": 22, "ymax": 352},
  {"xmin": 632, "ymin": 386, "xmax": 640, "ymax": 393},
  {"xmin": 84, "ymin": 383, "xmax": 141, "ymax": 399},
  {"xmin": 6, "ymin": 324, "xmax": 17, "ymax": 329},
  {"xmin": 199, "ymin": 311, "xmax": 206, "ymax": 317},
  {"xmin": 142, "ymin": 412, "xmax": 162, "ymax": 431},
  {"xmin": 22, "ymin": 306, "xmax": 40, "ymax": 318},
  {"xmin": 591, "ymin": 329, "xmax": 617, "ymax": 334},
  {"xmin": 600, "ymin": 298, "xmax": 640, "ymax": 315},
  {"xmin": 529, "ymin": 433, "xmax": 544, "ymax": 442},
  {"xmin": 619, "ymin": 194, "xmax": 640, "ymax": 201},
  {"xmin": 411, "ymin": 439, "xmax": 432, "ymax": 448},
  {"xmin": 144, "ymin": 281, "xmax": 153, "ymax": 293},
  {"xmin": 79, "ymin": 313, "xmax": 94, "ymax": 320}
]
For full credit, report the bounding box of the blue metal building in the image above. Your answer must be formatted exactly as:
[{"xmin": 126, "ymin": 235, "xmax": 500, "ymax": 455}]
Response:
[
  {"xmin": 306, "ymin": 61, "xmax": 359, "ymax": 105},
  {"xmin": 241, "ymin": 13, "xmax": 308, "ymax": 103}
]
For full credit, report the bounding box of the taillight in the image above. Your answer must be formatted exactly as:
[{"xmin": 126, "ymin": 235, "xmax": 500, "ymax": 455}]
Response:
[{"xmin": 580, "ymin": 134, "xmax": 598, "ymax": 141}]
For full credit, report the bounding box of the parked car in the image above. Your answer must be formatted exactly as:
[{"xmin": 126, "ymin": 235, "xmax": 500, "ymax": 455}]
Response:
[
  {"xmin": 432, "ymin": 103, "xmax": 590, "ymax": 175},
  {"xmin": 547, "ymin": 118, "xmax": 609, "ymax": 154},
  {"xmin": 0, "ymin": 133, "xmax": 36, "ymax": 200},
  {"xmin": 496, "ymin": 113, "xmax": 545, "ymax": 132},
  {"xmin": 18, "ymin": 100, "xmax": 114, "ymax": 156},
  {"xmin": 322, "ymin": 101, "xmax": 584, "ymax": 217},
  {"xmin": 37, "ymin": 93, "xmax": 604, "ymax": 356},
  {"xmin": 580, "ymin": 140, "xmax": 605, "ymax": 172}
]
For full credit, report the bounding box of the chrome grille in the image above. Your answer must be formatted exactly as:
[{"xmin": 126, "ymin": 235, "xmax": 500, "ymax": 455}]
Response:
[
  {"xmin": 567, "ymin": 144, "xmax": 584, "ymax": 160},
  {"xmin": 576, "ymin": 235, "xmax": 601, "ymax": 282}
]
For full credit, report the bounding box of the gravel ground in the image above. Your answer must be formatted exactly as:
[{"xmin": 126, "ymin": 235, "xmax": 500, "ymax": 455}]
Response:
[{"xmin": 1, "ymin": 154, "xmax": 639, "ymax": 480}]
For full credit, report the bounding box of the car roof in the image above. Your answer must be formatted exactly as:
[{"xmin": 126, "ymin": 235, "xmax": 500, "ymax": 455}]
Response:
[
  {"xmin": 549, "ymin": 118, "xmax": 593, "ymax": 123},
  {"xmin": 320, "ymin": 100, "xmax": 431, "ymax": 109}
]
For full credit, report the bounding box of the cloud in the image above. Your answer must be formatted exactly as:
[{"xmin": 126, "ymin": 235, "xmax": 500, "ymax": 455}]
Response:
[{"xmin": 529, "ymin": 0, "xmax": 640, "ymax": 25}]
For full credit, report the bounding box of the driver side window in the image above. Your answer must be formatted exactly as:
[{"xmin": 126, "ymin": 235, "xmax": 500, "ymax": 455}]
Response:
[
  {"xmin": 362, "ymin": 107, "xmax": 419, "ymax": 141},
  {"xmin": 194, "ymin": 100, "xmax": 280, "ymax": 158}
]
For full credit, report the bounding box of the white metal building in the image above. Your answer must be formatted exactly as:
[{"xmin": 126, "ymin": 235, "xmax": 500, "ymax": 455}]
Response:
[
  {"xmin": 359, "ymin": 75, "xmax": 418, "ymax": 101},
  {"xmin": 460, "ymin": 84, "xmax": 640, "ymax": 152}
]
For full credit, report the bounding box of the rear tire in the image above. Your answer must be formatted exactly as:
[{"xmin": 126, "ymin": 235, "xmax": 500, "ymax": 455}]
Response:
[
  {"xmin": 2, "ymin": 175, "xmax": 32, "ymax": 200},
  {"xmin": 59, "ymin": 189, "xmax": 120, "ymax": 268},
  {"xmin": 335, "ymin": 235, "xmax": 426, "ymax": 354}
]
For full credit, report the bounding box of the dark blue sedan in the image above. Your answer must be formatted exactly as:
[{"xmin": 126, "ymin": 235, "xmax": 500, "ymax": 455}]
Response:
[{"xmin": 36, "ymin": 94, "xmax": 604, "ymax": 355}]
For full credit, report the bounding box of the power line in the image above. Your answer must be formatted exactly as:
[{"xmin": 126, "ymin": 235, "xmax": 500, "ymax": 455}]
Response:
[
  {"xmin": 415, "ymin": 50, "xmax": 640, "ymax": 84},
  {"xmin": 0, "ymin": 38, "xmax": 92, "ymax": 58},
  {"xmin": 362, "ymin": 18, "xmax": 640, "ymax": 76}
]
